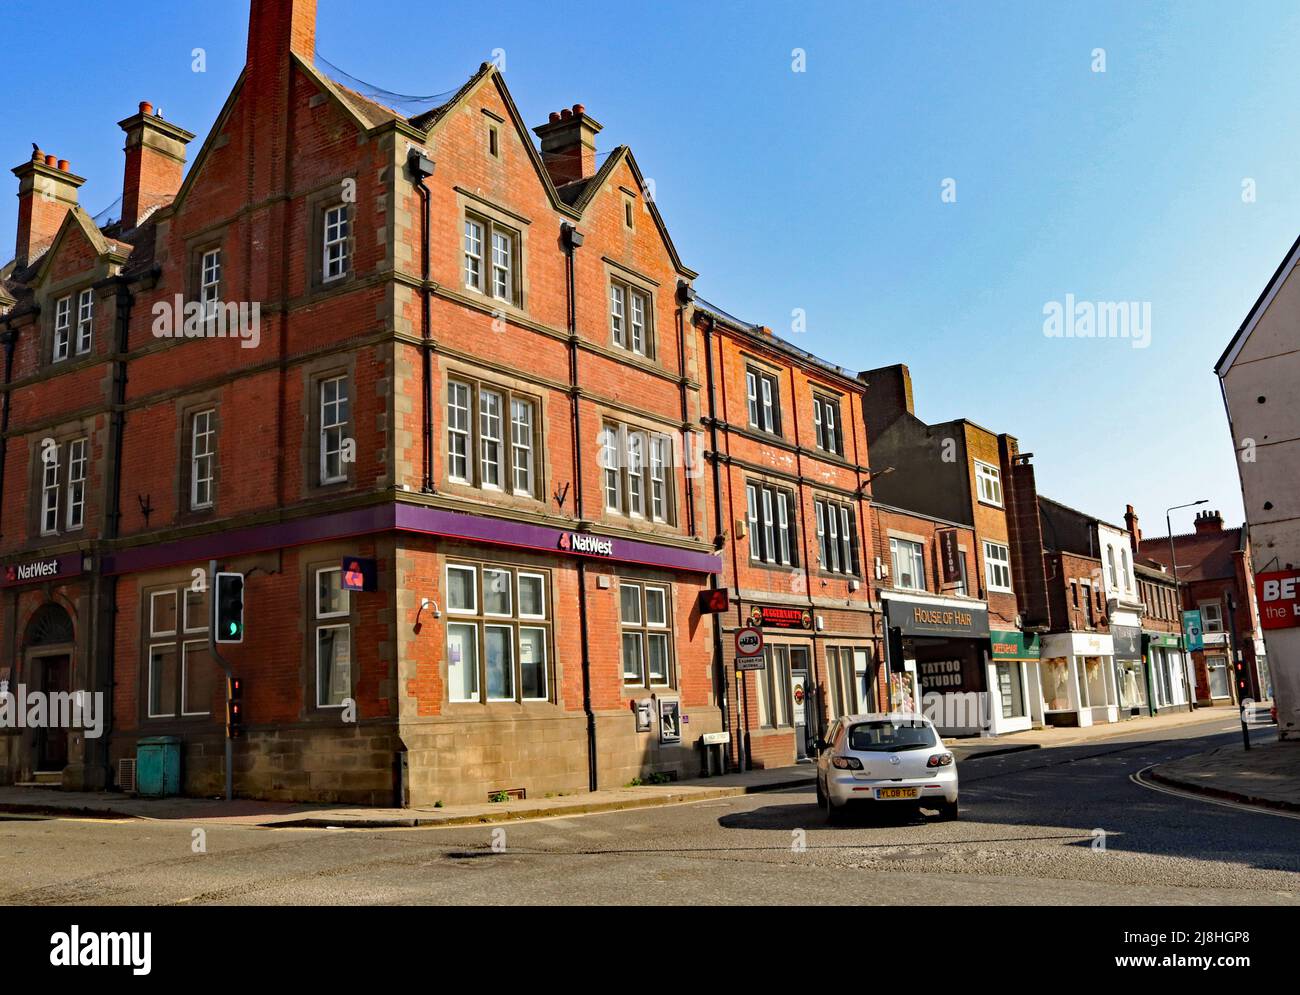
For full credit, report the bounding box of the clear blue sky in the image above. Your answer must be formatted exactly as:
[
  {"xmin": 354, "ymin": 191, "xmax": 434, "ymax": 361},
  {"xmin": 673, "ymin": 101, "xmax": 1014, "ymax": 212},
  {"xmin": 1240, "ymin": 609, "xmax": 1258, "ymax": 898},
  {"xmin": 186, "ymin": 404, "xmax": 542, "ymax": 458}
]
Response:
[{"xmin": 5, "ymin": 1, "xmax": 1297, "ymax": 536}]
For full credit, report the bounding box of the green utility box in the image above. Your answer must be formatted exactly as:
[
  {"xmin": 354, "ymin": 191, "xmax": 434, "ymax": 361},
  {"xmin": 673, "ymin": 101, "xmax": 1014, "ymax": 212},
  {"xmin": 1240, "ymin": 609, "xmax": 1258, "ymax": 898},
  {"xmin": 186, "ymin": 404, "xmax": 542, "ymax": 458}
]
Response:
[{"xmin": 135, "ymin": 736, "xmax": 182, "ymax": 798}]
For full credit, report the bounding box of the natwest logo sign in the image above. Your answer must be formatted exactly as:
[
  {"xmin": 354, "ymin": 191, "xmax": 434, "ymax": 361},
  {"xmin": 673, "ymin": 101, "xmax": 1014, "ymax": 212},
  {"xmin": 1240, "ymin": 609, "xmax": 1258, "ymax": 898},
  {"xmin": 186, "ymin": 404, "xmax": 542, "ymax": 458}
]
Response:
[
  {"xmin": 558, "ymin": 532, "xmax": 614, "ymax": 557},
  {"xmin": 1257, "ymin": 569, "xmax": 1300, "ymax": 630},
  {"xmin": 2, "ymin": 554, "xmax": 82, "ymax": 588}
]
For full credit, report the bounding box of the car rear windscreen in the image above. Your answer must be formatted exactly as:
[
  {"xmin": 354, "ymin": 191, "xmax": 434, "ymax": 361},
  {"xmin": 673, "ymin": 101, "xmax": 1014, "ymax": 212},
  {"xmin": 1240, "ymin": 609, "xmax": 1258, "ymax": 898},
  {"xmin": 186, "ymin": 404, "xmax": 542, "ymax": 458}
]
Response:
[{"xmin": 847, "ymin": 721, "xmax": 937, "ymax": 752}]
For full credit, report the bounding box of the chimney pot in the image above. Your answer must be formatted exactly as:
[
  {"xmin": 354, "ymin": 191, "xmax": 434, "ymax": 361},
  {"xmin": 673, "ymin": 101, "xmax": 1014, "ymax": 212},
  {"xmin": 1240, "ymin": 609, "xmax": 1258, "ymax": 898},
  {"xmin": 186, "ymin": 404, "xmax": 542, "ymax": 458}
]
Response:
[
  {"xmin": 560, "ymin": 107, "xmax": 572, "ymax": 120},
  {"xmin": 549, "ymin": 111, "xmax": 561, "ymax": 123},
  {"xmin": 140, "ymin": 101, "xmax": 153, "ymax": 116},
  {"xmin": 57, "ymin": 159, "xmax": 69, "ymax": 172},
  {"xmin": 572, "ymin": 103, "xmax": 585, "ymax": 115},
  {"xmin": 44, "ymin": 154, "xmax": 57, "ymax": 167}
]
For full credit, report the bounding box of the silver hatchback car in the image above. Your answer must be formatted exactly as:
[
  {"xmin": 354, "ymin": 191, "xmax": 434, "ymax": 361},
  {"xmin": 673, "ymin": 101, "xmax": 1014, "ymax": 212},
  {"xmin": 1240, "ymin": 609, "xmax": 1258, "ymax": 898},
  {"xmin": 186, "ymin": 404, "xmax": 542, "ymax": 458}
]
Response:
[{"xmin": 815, "ymin": 713, "xmax": 959, "ymax": 822}]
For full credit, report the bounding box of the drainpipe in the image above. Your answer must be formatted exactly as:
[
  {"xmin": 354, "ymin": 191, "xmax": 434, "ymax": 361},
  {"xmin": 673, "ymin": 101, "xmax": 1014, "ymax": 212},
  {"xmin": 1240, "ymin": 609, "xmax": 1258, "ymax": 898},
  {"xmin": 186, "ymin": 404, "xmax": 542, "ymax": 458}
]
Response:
[
  {"xmin": 0, "ymin": 319, "xmax": 16, "ymax": 541},
  {"xmin": 561, "ymin": 222, "xmax": 598, "ymax": 793},
  {"xmin": 407, "ymin": 150, "xmax": 435, "ymax": 494},
  {"xmin": 695, "ymin": 304, "xmax": 733, "ymax": 770}
]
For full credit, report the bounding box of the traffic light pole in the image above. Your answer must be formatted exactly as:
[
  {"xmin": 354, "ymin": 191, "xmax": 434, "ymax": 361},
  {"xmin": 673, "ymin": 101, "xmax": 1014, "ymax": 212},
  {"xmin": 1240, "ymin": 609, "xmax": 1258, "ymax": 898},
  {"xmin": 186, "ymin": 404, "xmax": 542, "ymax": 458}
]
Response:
[{"xmin": 208, "ymin": 558, "xmax": 234, "ymax": 802}]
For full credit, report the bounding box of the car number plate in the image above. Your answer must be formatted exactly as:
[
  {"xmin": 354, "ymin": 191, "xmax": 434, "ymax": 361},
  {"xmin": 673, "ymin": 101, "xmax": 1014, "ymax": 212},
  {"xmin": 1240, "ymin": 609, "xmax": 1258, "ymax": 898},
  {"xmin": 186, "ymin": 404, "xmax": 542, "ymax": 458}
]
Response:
[{"xmin": 876, "ymin": 787, "xmax": 919, "ymax": 800}]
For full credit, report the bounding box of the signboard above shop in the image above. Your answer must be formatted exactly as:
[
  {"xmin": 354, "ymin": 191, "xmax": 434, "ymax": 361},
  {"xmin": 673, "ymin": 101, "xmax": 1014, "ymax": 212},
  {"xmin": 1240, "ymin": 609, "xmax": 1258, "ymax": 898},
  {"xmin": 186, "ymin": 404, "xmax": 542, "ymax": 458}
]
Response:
[
  {"xmin": 990, "ymin": 629, "xmax": 1040, "ymax": 661},
  {"xmin": 2, "ymin": 553, "xmax": 84, "ymax": 589},
  {"xmin": 886, "ymin": 597, "xmax": 990, "ymax": 640},
  {"xmin": 748, "ymin": 605, "xmax": 813, "ymax": 630},
  {"xmin": 1257, "ymin": 569, "xmax": 1300, "ymax": 630}
]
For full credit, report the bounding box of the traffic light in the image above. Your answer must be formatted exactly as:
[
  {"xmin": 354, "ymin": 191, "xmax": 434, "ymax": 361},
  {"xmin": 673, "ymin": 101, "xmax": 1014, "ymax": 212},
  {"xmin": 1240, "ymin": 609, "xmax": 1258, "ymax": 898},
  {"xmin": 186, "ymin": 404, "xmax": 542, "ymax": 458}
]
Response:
[
  {"xmin": 215, "ymin": 571, "xmax": 244, "ymax": 643},
  {"xmin": 227, "ymin": 676, "xmax": 244, "ymax": 739}
]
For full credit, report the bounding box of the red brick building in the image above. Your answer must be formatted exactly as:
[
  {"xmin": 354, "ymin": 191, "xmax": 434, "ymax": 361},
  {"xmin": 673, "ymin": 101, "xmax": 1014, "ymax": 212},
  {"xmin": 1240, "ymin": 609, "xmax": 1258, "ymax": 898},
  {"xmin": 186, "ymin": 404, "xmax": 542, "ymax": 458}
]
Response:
[
  {"xmin": 1135, "ymin": 508, "xmax": 1267, "ymax": 707},
  {"xmin": 0, "ymin": 0, "xmax": 730, "ymax": 804},
  {"xmin": 692, "ymin": 302, "xmax": 878, "ymax": 769}
]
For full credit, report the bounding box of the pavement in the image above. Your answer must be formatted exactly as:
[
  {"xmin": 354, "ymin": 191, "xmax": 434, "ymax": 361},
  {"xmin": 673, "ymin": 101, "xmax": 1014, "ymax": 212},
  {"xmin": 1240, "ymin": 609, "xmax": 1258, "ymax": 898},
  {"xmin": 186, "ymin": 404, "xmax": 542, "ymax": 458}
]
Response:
[
  {"xmin": 0, "ymin": 705, "xmax": 1268, "ymax": 828},
  {"xmin": 1146, "ymin": 738, "xmax": 1300, "ymax": 812}
]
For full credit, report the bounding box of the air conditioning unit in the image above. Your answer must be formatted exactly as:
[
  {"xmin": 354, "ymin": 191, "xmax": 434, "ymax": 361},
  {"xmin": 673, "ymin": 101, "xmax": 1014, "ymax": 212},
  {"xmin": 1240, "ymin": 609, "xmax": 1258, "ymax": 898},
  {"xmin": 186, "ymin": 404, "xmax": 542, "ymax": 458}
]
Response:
[{"xmin": 117, "ymin": 758, "xmax": 137, "ymax": 794}]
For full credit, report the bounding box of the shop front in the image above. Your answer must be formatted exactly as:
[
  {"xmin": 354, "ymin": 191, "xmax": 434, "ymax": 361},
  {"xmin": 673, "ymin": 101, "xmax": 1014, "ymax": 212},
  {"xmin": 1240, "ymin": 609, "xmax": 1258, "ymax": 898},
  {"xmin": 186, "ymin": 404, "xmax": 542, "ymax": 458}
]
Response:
[
  {"xmin": 1039, "ymin": 630, "xmax": 1117, "ymax": 727},
  {"xmin": 883, "ymin": 592, "xmax": 992, "ymax": 737},
  {"xmin": 1143, "ymin": 632, "xmax": 1190, "ymax": 714},
  {"xmin": 989, "ymin": 630, "xmax": 1039, "ymax": 734},
  {"xmin": 1111, "ymin": 624, "xmax": 1149, "ymax": 718}
]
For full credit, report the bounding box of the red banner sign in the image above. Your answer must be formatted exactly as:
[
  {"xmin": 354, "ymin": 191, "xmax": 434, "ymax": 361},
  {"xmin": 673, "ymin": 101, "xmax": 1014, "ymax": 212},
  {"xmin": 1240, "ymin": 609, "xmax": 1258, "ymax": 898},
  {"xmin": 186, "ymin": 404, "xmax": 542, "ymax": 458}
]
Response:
[{"xmin": 1257, "ymin": 569, "xmax": 1300, "ymax": 630}]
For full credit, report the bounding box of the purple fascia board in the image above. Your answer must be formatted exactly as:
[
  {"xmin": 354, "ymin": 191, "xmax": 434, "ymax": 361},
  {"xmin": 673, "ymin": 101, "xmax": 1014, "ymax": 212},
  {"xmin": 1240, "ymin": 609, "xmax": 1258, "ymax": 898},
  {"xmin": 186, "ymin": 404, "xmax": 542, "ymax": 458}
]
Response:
[
  {"xmin": 97, "ymin": 502, "xmax": 722, "ymax": 577},
  {"xmin": 101, "ymin": 505, "xmax": 396, "ymax": 576},
  {"xmin": 395, "ymin": 504, "xmax": 722, "ymax": 574}
]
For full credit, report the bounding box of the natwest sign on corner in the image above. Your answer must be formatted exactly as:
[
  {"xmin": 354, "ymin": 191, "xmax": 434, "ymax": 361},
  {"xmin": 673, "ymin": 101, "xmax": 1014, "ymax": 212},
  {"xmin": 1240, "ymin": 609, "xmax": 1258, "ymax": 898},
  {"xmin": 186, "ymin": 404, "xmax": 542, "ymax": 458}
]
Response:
[
  {"xmin": 2, "ymin": 553, "xmax": 84, "ymax": 589},
  {"xmin": 1256, "ymin": 569, "xmax": 1300, "ymax": 630},
  {"xmin": 558, "ymin": 531, "xmax": 614, "ymax": 557}
]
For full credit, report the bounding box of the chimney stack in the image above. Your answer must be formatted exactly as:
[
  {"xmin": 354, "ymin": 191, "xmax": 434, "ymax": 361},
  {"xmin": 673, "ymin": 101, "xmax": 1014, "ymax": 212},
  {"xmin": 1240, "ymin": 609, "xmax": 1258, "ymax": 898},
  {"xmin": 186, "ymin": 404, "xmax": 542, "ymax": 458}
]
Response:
[
  {"xmin": 118, "ymin": 101, "xmax": 195, "ymax": 229},
  {"xmin": 533, "ymin": 104, "xmax": 603, "ymax": 187},
  {"xmin": 247, "ymin": 0, "xmax": 317, "ymax": 76},
  {"xmin": 1193, "ymin": 509, "xmax": 1224, "ymax": 534},
  {"xmin": 12, "ymin": 149, "xmax": 84, "ymax": 268},
  {"xmin": 1124, "ymin": 504, "xmax": 1141, "ymax": 553}
]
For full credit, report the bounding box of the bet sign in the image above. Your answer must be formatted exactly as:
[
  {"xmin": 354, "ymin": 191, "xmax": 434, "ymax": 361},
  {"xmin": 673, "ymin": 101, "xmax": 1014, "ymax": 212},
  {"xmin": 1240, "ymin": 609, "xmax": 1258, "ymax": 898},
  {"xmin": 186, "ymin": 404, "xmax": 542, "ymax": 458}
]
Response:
[{"xmin": 1257, "ymin": 569, "xmax": 1300, "ymax": 630}]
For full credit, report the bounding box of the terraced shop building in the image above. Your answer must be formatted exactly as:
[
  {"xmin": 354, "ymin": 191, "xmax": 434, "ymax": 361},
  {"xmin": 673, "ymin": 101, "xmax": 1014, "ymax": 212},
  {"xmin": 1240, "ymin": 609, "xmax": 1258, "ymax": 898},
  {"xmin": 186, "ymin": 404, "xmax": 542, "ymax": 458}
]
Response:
[
  {"xmin": 692, "ymin": 302, "xmax": 881, "ymax": 770},
  {"xmin": 0, "ymin": 0, "xmax": 725, "ymax": 805}
]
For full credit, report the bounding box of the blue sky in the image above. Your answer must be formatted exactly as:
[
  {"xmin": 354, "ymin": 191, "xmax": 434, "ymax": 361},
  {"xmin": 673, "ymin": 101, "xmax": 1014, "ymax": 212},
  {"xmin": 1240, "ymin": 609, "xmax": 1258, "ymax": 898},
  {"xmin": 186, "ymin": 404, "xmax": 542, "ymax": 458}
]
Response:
[{"xmin": 4, "ymin": 0, "xmax": 1297, "ymax": 536}]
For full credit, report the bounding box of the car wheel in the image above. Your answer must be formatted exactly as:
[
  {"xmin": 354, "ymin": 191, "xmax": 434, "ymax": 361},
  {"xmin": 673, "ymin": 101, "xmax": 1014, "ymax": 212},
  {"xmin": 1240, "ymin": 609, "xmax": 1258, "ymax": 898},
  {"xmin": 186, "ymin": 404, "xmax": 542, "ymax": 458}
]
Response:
[
  {"xmin": 937, "ymin": 798, "xmax": 959, "ymax": 821},
  {"xmin": 826, "ymin": 799, "xmax": 846, "ymax": 824}
]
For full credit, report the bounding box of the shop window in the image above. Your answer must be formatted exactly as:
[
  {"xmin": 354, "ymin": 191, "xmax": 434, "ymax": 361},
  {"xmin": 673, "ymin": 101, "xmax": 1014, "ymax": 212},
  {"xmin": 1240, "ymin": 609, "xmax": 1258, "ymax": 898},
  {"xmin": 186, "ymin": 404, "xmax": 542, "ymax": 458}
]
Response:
[
  {"xmin": 812, "ymin": 394, "xmax": 843, "ymax": 455},
  {"xmin": 889, "ymin": 537, "xmax": 925, "ymax": 591},
  {"xmin": 756, "ymin": 644, "xmax": 793, "ymax": 727},
  {"xmin": 816, "ymin": 498, "xmax": 858, "ymax": 575},
  {"xmin": 602, "ymin": 421, "xmax": 675, "ymax": 523},
  {"xmin": 827, "ymin": 646, "xmax": 872, "ymax": 718},
  {"xmin": 620, "ymin": 580, "xmax": 673, "ymax": 689},
  {"xmin": 315, "ymin": 566, "xmax": 352, "ymax": 708},
  {"xmin": 1041, "ymin": 657, "xmax": 1071, "ymax": 711},
  {"xmin": 145, "ymin": 584, "xmax": 216, "ymax": 720},
  {"xmin": 445, "ymin": 562, "xmax": 552, "ymax": 703},
  {"xmin": 975, "ymin": 460, "xmax": 1002, "ymax": 506},
  {"xmin": 982, "ymin": 541, "xmax": 1012, "ymax": 593},
  {"xmin": 747, "ymin": 481, "xmax": 798, "ymax": 566},
  {"xmin": 447, "ymin": 376, "xmax": 539, "ymax": 498},
  {"xmin": 745, "ymin": 367, "xmax": 781, "ymax": 435}
]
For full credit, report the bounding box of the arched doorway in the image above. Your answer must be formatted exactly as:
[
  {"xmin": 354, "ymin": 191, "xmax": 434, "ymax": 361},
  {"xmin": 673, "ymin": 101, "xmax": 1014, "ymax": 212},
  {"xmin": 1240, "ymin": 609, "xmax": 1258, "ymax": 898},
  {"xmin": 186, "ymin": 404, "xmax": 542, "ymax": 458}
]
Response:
[{"xmin": 22, "ymin": 602, "xmax": 75, "ymax": 773}]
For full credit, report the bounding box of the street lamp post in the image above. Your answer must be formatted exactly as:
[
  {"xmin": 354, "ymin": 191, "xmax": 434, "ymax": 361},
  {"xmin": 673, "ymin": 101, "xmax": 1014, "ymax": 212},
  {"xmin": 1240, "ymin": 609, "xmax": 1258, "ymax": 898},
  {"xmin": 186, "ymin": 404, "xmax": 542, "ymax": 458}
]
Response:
[{"xmin": 1167, "ymin": 500, "xmax": 1208, "ymax": 712}]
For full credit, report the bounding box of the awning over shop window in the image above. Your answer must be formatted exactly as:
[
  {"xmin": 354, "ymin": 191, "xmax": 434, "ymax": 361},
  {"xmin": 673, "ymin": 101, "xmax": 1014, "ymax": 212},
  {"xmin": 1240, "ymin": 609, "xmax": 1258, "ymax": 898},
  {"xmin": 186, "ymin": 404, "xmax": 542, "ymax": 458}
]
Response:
[{"xmin": 990, "ymin": 629, "xmax": 1040, "ymax": 661}]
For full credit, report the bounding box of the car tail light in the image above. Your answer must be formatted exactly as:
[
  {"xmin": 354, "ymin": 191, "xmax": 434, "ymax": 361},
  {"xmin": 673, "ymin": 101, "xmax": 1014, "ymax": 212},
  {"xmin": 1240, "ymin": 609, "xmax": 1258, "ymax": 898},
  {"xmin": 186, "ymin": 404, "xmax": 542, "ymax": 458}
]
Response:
[
  {"xmin": 832, "ymin": 756, "xmax": 863, "ymax": 770},
  {"xmin": 926, "ymin": 753, "xmax": 953, "ymax": 768}
]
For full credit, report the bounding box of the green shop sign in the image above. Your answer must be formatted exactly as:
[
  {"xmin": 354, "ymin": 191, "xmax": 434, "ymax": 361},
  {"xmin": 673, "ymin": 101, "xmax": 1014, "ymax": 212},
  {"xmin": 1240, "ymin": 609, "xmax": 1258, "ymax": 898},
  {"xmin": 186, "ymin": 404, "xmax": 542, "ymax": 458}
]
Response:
[
  {"xmin": 990, "ymin": 629, "xmax": 1040, "ymax": 661},
  {"xmin": 1144, "ymin": 632, "xmax": 1183, "ymax": 649}
]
